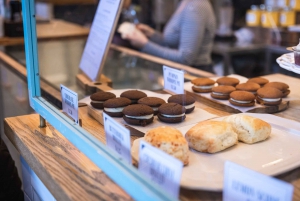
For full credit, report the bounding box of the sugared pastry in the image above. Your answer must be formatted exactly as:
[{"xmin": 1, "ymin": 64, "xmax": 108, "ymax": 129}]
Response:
[
  {"xmin": 247, "ymin": 77, "xmax": 269, "ymax": 87},
  {"xmin": 145, "ymin": 126, "xmax": 189, "ymax": 165},
  {"xmin": 256, "ymin": 87, "xmax": 282, "ymax": 106},
  {"xmin": 103, "ymin": 97, "xmax": 131, "ymax": 117},
  {"xmin": 211, "ymin": 85, "xmax": 236, "ymax": 100},
  {"xmin": 191, "ymin": 78, "xmax": 215, "ymax": 93},
  {"xmin": 223, "ymin": 114, "xmax": 271, "ymax": 144},
  {"xmin": 167, "ymin": 94, "xmax": 196, "ymax": 114},
  {"xmin": 216, "ymin": 77, "xmax": 240, "ymax": 87},
  {"xmin": 185, "ymin": 121, "xmax": 238, "ymax": 153},
  {"xmin": 120, "ymin": 90, "xmax": 147, "ymax": 103},
  {"xmin": 229, "ymin": 91, "xmax": 255, "ymax": 107},
  {"xmin": 264, "ymin": 82, "xmax": 290, "ymax": 97},
  {"xmin": 236, "ymin": 82, "xmax": 261, "ymax": 95},
  {"xmin": 137, "ymin": 97, "xmax": 165, "ymax": 115},
  {"xmin": 157, "ymin": 103, "xmax": 186, "ymax": 123},
  {"xmin": 123, "ymin": 104, "xmax": 154, "ymax": 126},
  {"xmin": 90, "ymin": 91, "xmax": 116, "ymax": 109}
]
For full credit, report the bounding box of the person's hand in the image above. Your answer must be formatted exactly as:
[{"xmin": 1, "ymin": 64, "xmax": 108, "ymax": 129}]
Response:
[
  {"xmin": 136, "ymin": 24, "xmax": 155, "ymax": 38},
  {"xmin": 124, "ymin": 29, "xmax": 149, "ymax": 49}
]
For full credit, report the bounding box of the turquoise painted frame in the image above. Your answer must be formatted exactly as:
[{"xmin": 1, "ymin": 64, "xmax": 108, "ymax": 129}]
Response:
[{"xmin": 22, "ymin": 1, "xmax": 175, "ymax": 200}]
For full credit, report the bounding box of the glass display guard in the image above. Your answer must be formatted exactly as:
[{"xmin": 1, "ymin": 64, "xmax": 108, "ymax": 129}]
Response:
[{"xmin": 22, "ymin": 1, "xmax": 175, "ymax": 200}]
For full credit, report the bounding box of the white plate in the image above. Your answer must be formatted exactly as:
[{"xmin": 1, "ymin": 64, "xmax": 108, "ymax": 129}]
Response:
[
  {"xmin": 131, "ymin": 113, "xmax": 300, "ymax": 191},
  {"xmin": 276, "ymin": 53, "xmax": 300, "ymax": 74}
]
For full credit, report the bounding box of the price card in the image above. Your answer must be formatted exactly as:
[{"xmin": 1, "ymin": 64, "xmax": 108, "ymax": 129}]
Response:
[
  {"xmin": 163, "ymin": 66, "xmax": 184, "ymax": 94},
  {"xmin": 103, "ymin": 112, "xmax": 131, "ymax": 164},
  {"xmin": 138, "ymin": 140, "xmax": 183, "ymax": 198},
  {"xmin": 224, "ymin": 161, "xmax": 294, "ymax": 201},
  {"xmin": 60, "ymin": 85, "xmax": 78, "ymax": 124}
]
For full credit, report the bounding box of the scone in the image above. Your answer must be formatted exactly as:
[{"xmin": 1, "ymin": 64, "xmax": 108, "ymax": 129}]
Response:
[
  {"xmin": 223, "ymin": 114, "xmax": 271, "ymax": 144},
  {"xmin": 144, "ymin": 126, "xmax": 189, "ymax": 165},
  {"xmin": 185, "ymin": 121, "xmax": 238, "ymax": 153}
]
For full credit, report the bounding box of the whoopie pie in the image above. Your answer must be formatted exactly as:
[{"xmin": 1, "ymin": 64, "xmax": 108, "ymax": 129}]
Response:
[
  {"xmin": 103, "ymin": 97, "xmax": 131, "ymax": 117},
  {"xmin": 216, "ymin": 77, "xmax": 240, "ymax": 87},
  {"xmin": 90, "ymin": 91, "xmax": 116, "ymax": 109},
  {"xmin": 236, "ymin": 82, "xmax": 261, "ymax": 95},
  {"xmin": 167, "ymin": 94, "xmax": 196, "ymax": 114},
  {"xmin": 210, "ymin": 85, "xmax": 236, "ymax": 100},
  {"xmin": 137, "ymin": 97, "xmax": 166, "ymax": 115},
  {"xmin": 123, "ymin": 104, "xmax": 154, "ymax": 126},
  {"xmin": 120, "ymin": 90, "xmax": 147, "ymax": 103},
  {"xmin": 264, "ymin": 82, "xmax": 290, "ymax": 97},
  {"xmin": 158, "ymin": 103, "xmax": 186, "ymax": 123},
  {"xmin": 247, "ymin": 77, "xmax": 269, "ymax": 87},
  {"xmin": 191, "ymin": 78, "xmax": 216, "ymax": 93},
  {"xmin": 256, "ymin": 87, "xmax": 282, "ymax": 106},
  {"xmin": 229, "ymin": 91, "xmax": 255, "ymax": 107}
]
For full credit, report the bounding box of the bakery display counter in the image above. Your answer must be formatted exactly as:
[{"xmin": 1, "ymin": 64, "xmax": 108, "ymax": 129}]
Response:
[{"xmin": 4, "ymin": 73, "xmax": 300, "ymax": 200}]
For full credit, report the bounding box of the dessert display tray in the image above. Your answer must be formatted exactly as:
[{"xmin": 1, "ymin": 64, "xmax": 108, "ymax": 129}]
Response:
[
  {"xmin": 81, "ymin": 89, "xmax": 217, "ymax": 136},
  {"xmin": 131, "ymin": 113, "xmax": 300, "ymax": 191},
  {"xmin": 184, "ymin": 74, "xmax": 289, "ymax": 113},
  {"xmin": 276, "ymin": 53, "xmax": 300, "ymax": 74}
]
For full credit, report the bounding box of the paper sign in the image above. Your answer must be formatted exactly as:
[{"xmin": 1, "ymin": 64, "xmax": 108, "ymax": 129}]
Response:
[
  {"xmin": 60, "ymin": 85, "xmax": 78, "ymax": 124},
  {"xmin": 103, "ymin": 113, "xmax": 131, "ymax": 164},
  {"xmin": 138, "ymin": 140, "xmax": 183, "ymax": 198},
  {"xmin": 224, "ymin": 161, "xmax": 294, "ymax": 201},
  {"xmin": 79, "ymin": 0, "xmax": 122, "ymax": 81},
  {"xmin": 163, "ymin": 66, "xmax": 184, "ymax": 94}
]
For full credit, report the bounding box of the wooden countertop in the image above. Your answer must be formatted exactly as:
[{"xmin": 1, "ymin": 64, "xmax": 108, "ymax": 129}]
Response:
[
  {"xmin": 0, "ymin": 19, "xmax": 89, "ymax": 46},
  {"xmin": 4, "ymin": 74, "xmax": 300, "ymax": 200}
]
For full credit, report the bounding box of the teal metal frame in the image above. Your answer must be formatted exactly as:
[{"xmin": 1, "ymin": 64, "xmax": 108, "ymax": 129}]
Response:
[{"xmin": 22, "ymin": 1, "xmax": 175, "ymax": 200}]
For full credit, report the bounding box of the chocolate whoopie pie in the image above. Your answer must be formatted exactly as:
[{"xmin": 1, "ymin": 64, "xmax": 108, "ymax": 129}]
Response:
[
  {"xmin": 167, "ymin": 94, "xmax": 195, "ymax": 114},
  {"xmin": 158, "ymin": 103, "xmax": 186, "ymax": 123},
  {"xmin": 120, "ymin": 90, "xmax": 147, "ymax": 103},
  {"xmin": 211, "ymin": 85, "xmax": 236, "ymax": 100},
  {"xmin": 191, "ymin": 78, "xmax": 216, "ymax": 93},
  {"xmin": 103, "ymin": 97, "xmax": 131, "ymax": 117},
  {"xmin": 247, "ymin": 77, "xmax": 269, "ymax": 87},
  {"xmin": 216, "ymin": 77, "xmax": 240, "ymax": 87},
  {"xmin": 90, "ymin": 92, "xmax": 116, "ymax": 109},
  {"xmin": 236, "ymin": 82, "xmax": 260, "ymax": 95},
  {"xmin": 256, "ymin": 87, "xmax": 282, "ymax": 106},
  {"xmin": 123, "ymin": 104, "xmax": 154, "ymax": 126},
  {"xmin": 264, "ymin": 82, "xmax": 290, "ymax": 97},
  {"xmin": 137, "ymin": 97, "xmax": 166, "ymax": 115},
  {"xmin": 229, "ymin": 91, "xmax": 255, "ymax": 107}
]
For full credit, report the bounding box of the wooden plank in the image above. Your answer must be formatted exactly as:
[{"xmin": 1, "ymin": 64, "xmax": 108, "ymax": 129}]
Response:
[{"xmin": 4, "ymin": 108, "xmax": 133, "ymax": 201}]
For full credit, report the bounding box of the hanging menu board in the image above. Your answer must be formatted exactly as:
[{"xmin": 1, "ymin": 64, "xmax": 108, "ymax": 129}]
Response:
[{"xmin": 79, "ymin": 0, "xmax": 123, "ymax": 81}]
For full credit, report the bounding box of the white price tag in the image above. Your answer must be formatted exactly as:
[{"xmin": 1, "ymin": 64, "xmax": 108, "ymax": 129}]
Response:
[
  {"xmin": 163, "ymin": 66, "xmax": 184, "ymax": 94},
  {"xmin": 280, "ymin": 14, "xmax": 287, "ymax": 24},
  {"xmin": 138, "ymin": 141, "xmax": 183, "ymax": 198},
  {"xmin": 224, "ymin": 161, "xmax": 293, "ymax": 201},
  {"xmin": 60, "ymin": 85, "xmax": 78, "ymax": 124},
  {"xmin": 103, "ymin": 113, "xmax": 131, "ymax": 164},
  {"xmin": 246, "ymin": 13, "xmax": 256, "ymax": 23}
]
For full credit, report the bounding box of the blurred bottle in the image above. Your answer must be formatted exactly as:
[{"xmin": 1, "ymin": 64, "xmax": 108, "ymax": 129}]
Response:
[
  {"xmin": 261, "ymin": 6, "xmax": 280, "ymax": 28},
  {"xmin": 216, "ymin": 0, "xmax": 233, "ymax": 36},
  {"xmin": 246, "ymin": 5, "xmax": 262, "ymax": 26}
]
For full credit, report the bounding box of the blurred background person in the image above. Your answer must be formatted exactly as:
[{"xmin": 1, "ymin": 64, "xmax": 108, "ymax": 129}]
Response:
[{"xmin": 124, "ymin": 0, "xmax": 216, "ymax": 73}]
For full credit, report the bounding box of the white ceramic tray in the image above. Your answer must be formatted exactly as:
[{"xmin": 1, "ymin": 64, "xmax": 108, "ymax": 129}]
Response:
[
  {"xmin": 131, "ymin": 113, "xmax": 300, "ymax": 191},
  {"xmin": 276, "ymin": 53, "xmax": 300, "ymax": 74}
]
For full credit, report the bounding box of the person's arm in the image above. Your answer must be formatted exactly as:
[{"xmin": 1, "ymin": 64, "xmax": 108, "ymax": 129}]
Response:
[{"xmin": 142, "ymin": 2, "xmax": 207, "ymax": 65}]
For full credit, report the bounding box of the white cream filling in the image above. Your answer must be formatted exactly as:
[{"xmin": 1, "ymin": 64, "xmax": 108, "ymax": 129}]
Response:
[
  {"xmin": 193, "ymin": 84, "xmax": 214, "ymax": 89},
  {"xmin": 258, "ymin": 96, "xmax": 281, "ymax": 102},
  {"xmin": 230, "ymin": 98, "xmax": 252, "ymax": 104},
  {"xmin": 151, "ymin": 107, "xmax": 159, "ymax": 111},
  {"xmin": 212, "ymin": 92, "xmax": 227, "ymax": 96},
  {"xmin": 161, "ymin": 113, "xmax": 185, "ymax": 118},
  {"xmin": 91, "ymin": 100, "xmax": 105, "ymax": 104},
  {"xmin": 125, "ymin": 114, "xmax": 154, "ymax": 119},
  {"xmin": 184, "ymin": 103, "xmax": 195, "ymax": 109},
  {"xmin": 104, "ymin": 107, "xmax": 125, "ymax": 113}
]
